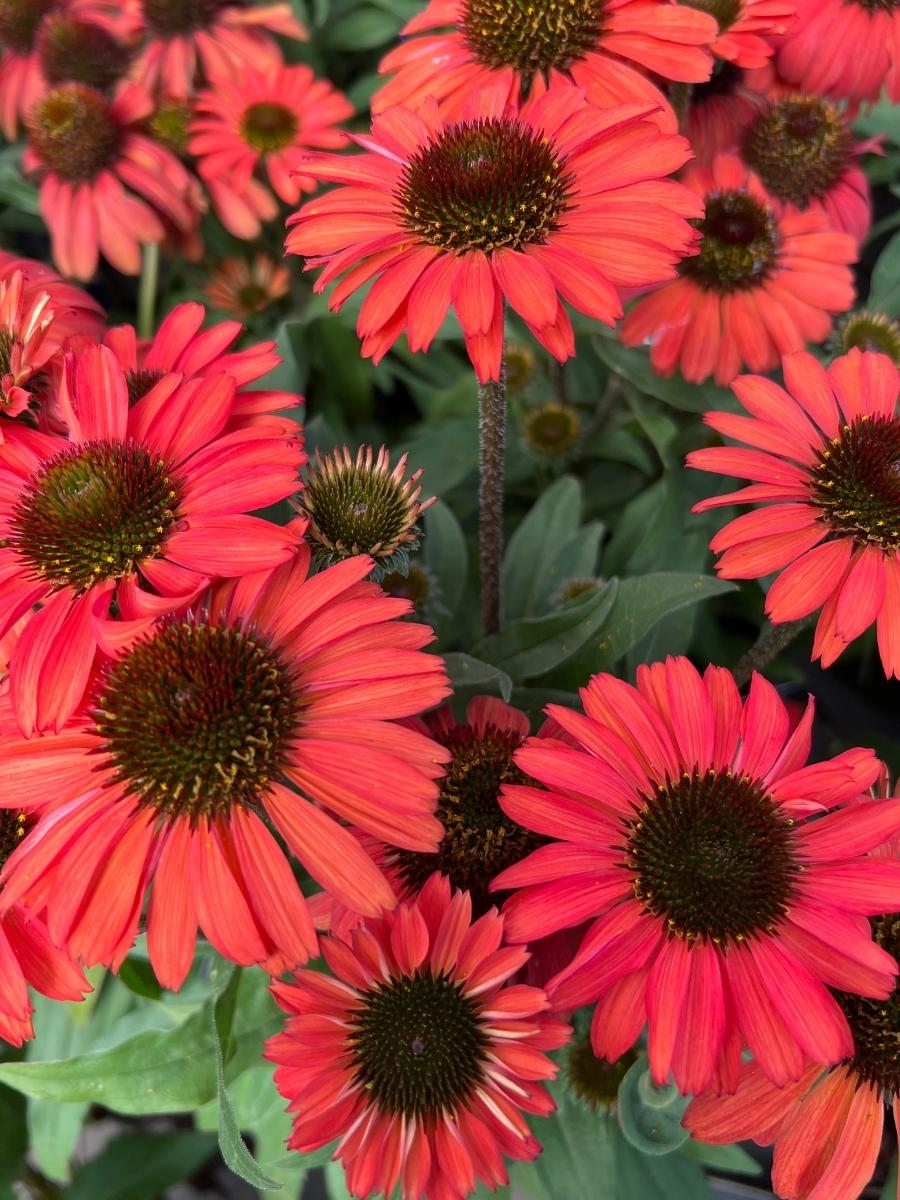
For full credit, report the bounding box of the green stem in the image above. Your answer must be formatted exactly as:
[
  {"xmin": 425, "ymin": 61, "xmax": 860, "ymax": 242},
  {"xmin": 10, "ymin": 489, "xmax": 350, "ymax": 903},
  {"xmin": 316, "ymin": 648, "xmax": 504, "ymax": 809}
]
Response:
[
  {"xmin": 733, "ymin": 617, "xmax": 815, "ymax": 689},
  {"xmin": 137, "ymin": 242, "xmax": 160, "ymax": 340},
  {"xmin": 478, "ymin": 361, "xmax": 506, "ymax": 637}
]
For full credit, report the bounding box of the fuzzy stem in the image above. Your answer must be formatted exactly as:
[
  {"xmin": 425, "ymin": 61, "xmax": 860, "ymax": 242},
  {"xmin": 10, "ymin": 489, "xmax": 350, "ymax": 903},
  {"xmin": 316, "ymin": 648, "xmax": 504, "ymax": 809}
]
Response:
[
  {"xmin": 137, "ymin": 242, "xmax": 160, "ymax": 340},
  {"xmin": 733, "ymin": 617, "xmax": 815, "ymax": 689},
  {"xmin": 478, "ymin": 363, "xmax": 506, "ymax": 637}
]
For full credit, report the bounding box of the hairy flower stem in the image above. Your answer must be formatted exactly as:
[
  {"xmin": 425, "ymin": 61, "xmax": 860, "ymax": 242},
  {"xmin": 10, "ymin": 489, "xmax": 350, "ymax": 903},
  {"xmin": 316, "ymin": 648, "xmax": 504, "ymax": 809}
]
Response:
[
  {"xmin": 478, "ymin": 363, "xmax": 506, "ymax": 636},
  {"xmin": 733, "ymin": 616, "xmax": 815, "ymax": 688},
  {"xmin": 137, "ymin": 241, "xmax": 160, "ymax": 340}
]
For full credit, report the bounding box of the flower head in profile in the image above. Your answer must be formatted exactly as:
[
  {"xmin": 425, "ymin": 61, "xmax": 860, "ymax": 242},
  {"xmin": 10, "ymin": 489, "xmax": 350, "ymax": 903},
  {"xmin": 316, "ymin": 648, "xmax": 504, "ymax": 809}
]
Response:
[
  {"xmin": 0, "ymin": 550, "xmax": 450, "ymax": 988},
  {"xmin": 205, "ymin": 254, "xmax": 290, "ymax": 319},
  {"xmin": 743, "ymin": 94, "xmax": 874, "ymax": 242},
  {"xmin": 189, "ymin": 64, "xmax": 352, "ymax": 239},
  {"xmin": 681, "ymin": 0, "xmax": 796, "ymax": 68},
  {"xmin": 295, "ymin": 445, "xmax": 434, "ymax": 578},
  {"xmin": 689, "ymin": 349, "xmax": 900, "ymax": 677},
  {"xmin": 287, "ymin": 82, "xmax": 700, "ymax": 383},
  {"xmin": 0, "ymin": 806, "xmax": 89, "ymax": 1046},
  {"xmin": 267, "ymin": 872, "xmax": 569, "ymax": 1200},
  {"xmin": 0, "ymin": 249, "xmax": 104, "ymax": 346},
  {"xmin": 491, "ymin": 656, "xmax": 897, "ymax": 1096},
  {"xmin": 0, "ymin": 342, "xmax": 304, "ymax": 736},
  {"xmin": 0, "ymin": 269, "xmax": 59, "ymax": 417},
  {"xmin": 124, "ymin": 0, "xmax": 307, "ymax": 99},
  {"xmin": 24, "ymin": 81, "xmax": 198, "ymax": 280},
  {"xmin": 621, "ymin": 155, "xmax": 856, "ymax": 385},
  {"xmin": 838, "ymin": 310, "xmax": 900, "ymax": 364},
  {"xmin": 777, "ymin": 0, "xmax": 900, "ymax": 105},
  {"xmin": 374, "ymin": 0, "xmax": 719, "ymax": 131}
]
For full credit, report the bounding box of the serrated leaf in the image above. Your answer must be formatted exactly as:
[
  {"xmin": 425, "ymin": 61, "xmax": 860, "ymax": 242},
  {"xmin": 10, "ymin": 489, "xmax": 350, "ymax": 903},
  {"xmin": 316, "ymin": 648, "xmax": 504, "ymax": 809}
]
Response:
[
  {"xmin": 588, "ymin": 573, "xmax": 737, "ymax": 671},
  {"xmin": 502, "ymin": 476, "xmax": 582, "ymax": 619},
  {"xmin": 443, "ymin": 652, "xmax": 513, "ymax": 701},
  {"xmin": 473, "ymin": 580, "xmax": 618, "ymax": 682}
]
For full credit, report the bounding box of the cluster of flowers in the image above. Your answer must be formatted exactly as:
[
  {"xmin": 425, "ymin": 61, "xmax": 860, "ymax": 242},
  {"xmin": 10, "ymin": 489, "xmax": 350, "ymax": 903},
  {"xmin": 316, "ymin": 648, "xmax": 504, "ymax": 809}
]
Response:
[{"xmin": 0, "ymin": 1, "xmax": 898, "ymax": 1199}]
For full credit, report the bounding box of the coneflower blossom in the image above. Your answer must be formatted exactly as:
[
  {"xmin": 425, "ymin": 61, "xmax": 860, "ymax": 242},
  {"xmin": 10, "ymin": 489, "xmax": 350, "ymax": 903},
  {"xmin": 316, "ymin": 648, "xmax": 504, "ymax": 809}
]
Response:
[
  {"xmin": 0, "ymin": 249, "xmax": 104, "ymax": 345},
  {"xmin": 0, "ymin": 269, "xmax": 59, "ymax": 416},
  {"xmin": 0, "ymin": 806, "xmax": 89, "ymax": 1046},
  {"xmin": 0, "ymin": 551, "xmax": 450, "ymax": 988},
  {"xmin": 24, "ymin": 81, "xmax": 198, "ymax": 280},
  {"xmin": 680, "ymin": 0, "xmax": 796, "ymax": 67},
  {"xmin": 287, "ymin": 83, "xmax": 700, "ymax": 383},
  {"xmin": 621, "ymin": 155, "xmax": 856, "ymax": 385},
  {"xmin": 204, "ymin": 254, "xmax": 290, "ymax": 319},
  {"xmin": 776, "ymin": 0, "xmax": 900, "ymax": 105},
  {"xmin": 742, "ymin": 94, "xmax": 874, "ymax": 242},
  {"xmin": 0, "ymin": 342, "xmax": 303, "ymax": 736},
  {"xmin": 688, "ymin": 348, "xmax": 900, "ymax": 677},
  {"xmin": 124, "ymin": 0, "xmax": 307, "ymax": 100},
  {"xmin": 189, "ymin": 65, "xmax": 352, "ymax": 239},
  {"xmin": 267, "ymin": 872, "xmax": 569, "ymax": 1200},
  {"xmin": 682, "ymin": 62, "xmax": 775, "ymax": 163},
  {"xmin": 491, "ymin": 656, "xmax": 898, "ymax": 1096},
  {"xmin": 373, "ymin": 0, "xmax": 718, "ymax": 131}
]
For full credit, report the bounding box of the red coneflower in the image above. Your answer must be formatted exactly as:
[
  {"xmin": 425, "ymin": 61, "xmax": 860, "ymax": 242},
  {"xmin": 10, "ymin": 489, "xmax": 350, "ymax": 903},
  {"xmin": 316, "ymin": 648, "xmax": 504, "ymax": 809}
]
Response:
[
  {"xmin": 679, "ymin": 0, "xmax": 795, "ymax": 68},
  {"xmin": 24, "ymin": 81, "xmax": 198, "ymax": 280},
  {"xmin": 621, "ymin": 155, "xmax": 856, "ymax": 385},
  {"xmin": 682, "ymin": 62, "xmax": 775, "ymax": 163},
  {"xmin": 266, "ymin": 872, "xmax": 569, "ymax": 1200},
  {"xmin": 688, "ymin": 348, "xmax": 900, "ymax": 678},
  {"xmin": 0, "ymin": 807, "xmax": 89, "ymax": 1045},
  {"xmin": 0, "ymin": 551, "xmax": 450, "ymax": 988},
  {"xmin": 189, "ymin": 64, "xmax": 352, "ymax": 239},
  {"xmin": 0, "ymin": 342, "xmax": 304, "ymax": 736},
  {"xmin": 0, "ymin": 249, "xmax": 104, "ymax": 345},
  {"xmin": 124, "ymin": 0, "xmax": 307, "ymax": 100},
  {"xmin": 776, "ymin": 0, "xmax": 900, "ymax": 105},
  {"xmin": 0, "ymin": 0, "xmax": 131, "ymax": 138},
  {"xmin": 490, "ymin": 656, "xmax": 897, "ymax": 1096},
  {"xmin": 373, "ymin": 0, "xmax": 718, "ymax": 131},
  {"xmin": 204, "ymin": 254, "xmax": 290, "ymax": 318},
  {"xmin": 0, "ymin": 269, "xmax": 59, "ymax": 417},
  {"xmin": 742, "ymin": 94, "xmax": 874, "ymax": 242},
  {"xmin": 286, "ymin": 83, "xmax": 700, "ymax": 384},
  {"xmin": 102, "ymin": 300, "xmax": 300, "ymax": 431}
]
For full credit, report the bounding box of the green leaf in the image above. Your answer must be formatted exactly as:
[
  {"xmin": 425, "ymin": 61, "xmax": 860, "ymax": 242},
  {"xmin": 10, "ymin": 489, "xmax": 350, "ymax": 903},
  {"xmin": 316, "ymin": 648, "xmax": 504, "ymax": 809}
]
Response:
[
  {"xmin": 423, "ymin": 502, "xmax": 468, "ymax": 616},
  {"xmin": 870, "ymin": 230, "xmax": 900, "ymax": 317},
  {"xmin": 321, "ymin": 4, "xmax": 402, "ymax": 48},
  {"xmin": 592, "ymin": 336, "xmax": 735, "ymax": 414},
  {"xmin": 521, "ymin": 1080, "xmax": 616, "ymax": 1200},
  {"xmin": 502, "ymin": 476, "xmax": 582, "ymax": 619},
  {"xmin": 405, "ymin": 414, "xmax": 479, "ymax": 495},
  {"xmin": 211, "ymin": 978, "xmax": 282, "ymax": 1191},
  {"xmin": 473, "ymin": 579, "xmax": 618, "ymax": 682},
  {"xmin": 587, "ymin": 573, "xmax": 737, "ymax": 671},
  {"xmin": 0, "ymin": 1084, "xmax": 26, "ymax": 1192},
  {"xmin": 616, "ymin": 1060, "xmax": 690, "ymax": 1157},
  {"xmin": 117, "ymin": 956, "xmax": 163, "ymax": 1002},
  {"xmin": 881, "ymin": 1155, "xmax": 897, "ymax": 1200},
  {"xmin": 681, "ymin": 1139, "xmax": 762, "ymax": 1177},
  {"xmin": 443, "ymin": 652, "xmax": 513, "ymax": 701},
  {"xmin": 66, "ymin": 1131, "xmax": 216, "ymax": 1200}
]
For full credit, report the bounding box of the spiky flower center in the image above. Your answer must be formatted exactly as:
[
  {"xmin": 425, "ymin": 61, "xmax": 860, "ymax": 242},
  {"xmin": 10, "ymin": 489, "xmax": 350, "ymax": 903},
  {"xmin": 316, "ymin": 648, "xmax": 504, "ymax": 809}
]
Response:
[
  {"xmin": 142, "ymin": 0, "xmax": 226, "ymax": 36},
  {"xmin": 682, "ymin": 0, "xmax": 742, "ymax": 29},
  {"xmin": 399, "ymin": 118, "xmax": 573, "ymax": 255},
  {"xmin": 837, "ymin": 915, "xmax": 900, "ymax": 1095},
  {"xmin": 347, "ymin": 968, "xmax": 488, "ymax": 1118},
  {"xmin": 297, "ymin": 459, "xmax": 418, "ymax": 563},
  {"xmin": 28, "ymin": 84, "xmax": 120, "ymax": 181},
  {"xmin": 0, "ymin": 811, "xmax": 28, "ymax": 871},
  {"xmin": 504, "ymin": 341, "xmax": 536, "ymax": 391},
  {"xmin": 681, "ymin": 190, "xmax": 779, "ymax": 293},
  {"xmin": 236, "ymin": 283, "xmax": 269, "ymax": 312},
  {"xmin": 0, "ymin": 0, "xmax": 52, "ymax": 53},
  {"xmin": 240, "ymin": 101, "xmax": 298, "ymax": 153},
  {"xmin": 38, "ymin": 16, "xmax": 131, "ymax": 91},
  {"xmin": 625, "ymin": 769, "xmax": 797, "ymax": 944},
  {"xmin": 744, "ymin": 97, "xmax": 851, "ymax": 208},
  {"xmin": 8, "ymin": 441, "xmax": 182, "ymax": 593},
  {"xmin": 522, "ymin": 400, "xmax": 581, "ymax": 456},
  {"xmin": 852, "ymin": 0, "xmax": 898, "ymax": 11},
  {"xmin": 148, "ymin": 100, "xmax": 191, "ymax": 155},
  {"xmin": 381, "ymin": 563, "xmax": 433, "ymax": 609},
  {"xmin": 391, "ymin": 725, "xmax": 541, "ymax": 916},
  {"xmin": 94, "ymin": 622, "xmax": 300, "ymax": 821},
  {"xmin": 840, "ymin": 312, "xmax": 900, "ymax": 364},
  {"xmin": 126, "ymin": 367, "xmax": 165, "ymax": 406},
  {"xmin": 567, "ymin": 1039, "xmax": 637, "ymax": 1110},
  {"xmin": 0, "ymin": 328, "xmax": 13, "ymax": 378},
  {"xmin": 460, "ymin": 0, "xmax": 608, "ymax": 77},
  {"xmin": 811, "ymin": 415, "xmax": 900, "ymax": 552}
]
